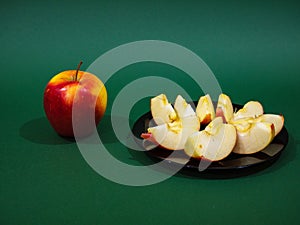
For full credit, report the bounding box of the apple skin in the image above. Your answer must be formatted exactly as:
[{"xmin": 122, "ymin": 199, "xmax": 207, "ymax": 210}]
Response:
[{"xmin": 43, "ymin": 70, "xmax": 107, "ymax": 137}]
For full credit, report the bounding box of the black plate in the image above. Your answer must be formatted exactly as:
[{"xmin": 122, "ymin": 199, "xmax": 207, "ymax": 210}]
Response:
[{"xmin": 132, "ymin": 102, "xmax": 289, "ymax": 178}]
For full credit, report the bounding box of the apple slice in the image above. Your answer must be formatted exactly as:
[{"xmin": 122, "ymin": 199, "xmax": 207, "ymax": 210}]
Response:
[
  {"xmin": 150, "ymin": 94, "xmax": 177, "ymax": 125},
  {"xmin": 184, "ymin": 117, "xmax": 237, "ymax": 161},
  {"xmin": 232, "ymin": 119, "xmax": 275, "ymax": 154},
  {"xmin": 148, "ymin": 115, "xmax": 200, "ymax": 150},
  {"xmin": 256, "ymin": 114, "xmax": 284, "ymax": 136},
  {"xmin": 196, "ymin": 94, "xmax": 215, "ymax": 124},
  {"xmin": 143, "ymin": 95, "xmax": 200, "ymax": 150},
  {"xmin": 173, "ymin": 95, "xmax": 196, "ymax": 118},
  {"xmin": 233, "ymin": 101, "xmax": 263, "ymax": 121},
  {"xmin": 216, "ymin": 93, "xmax": 233, "ymax": 123}
]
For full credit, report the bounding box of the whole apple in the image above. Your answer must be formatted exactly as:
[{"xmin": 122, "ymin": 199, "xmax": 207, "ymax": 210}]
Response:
[{"xmin": 43, "ymin": 62, "xmax": 107, "ymax": 137}]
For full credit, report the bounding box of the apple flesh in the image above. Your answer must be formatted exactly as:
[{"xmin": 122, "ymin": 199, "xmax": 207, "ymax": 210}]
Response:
[
  {"xmin": 196, "ymin": 94, "xmax": 215, "ymax": 124},
  {"xmin": 257, "ymin": 114, "xmax": 284, "ymax": 136},
  {"xmin": 216, "ymin": 93, "xmax": 233, "ymax": 123},
  {"xmin": 147, "ymin": 116, "xmax": 199, "ymax": 150},
  {"xmin": 227, "ymin": 99, "xmax": 283, "ymax": 154},
  {"xmin": 231, "ymin": 119, "xmax": 275, "ymax": 154},
  {"xmin": 184, "ymin": 117, "xmax": 237, "ymax": 161},
  {"xmin": 229, "ymin": 100, "xmax": 278, "ymax": 154},
  {"xmin": 44, "ymin": 68, "xmax": 107, "ymax": 137},
  {"xmin": 150, "ymin": 94, "xmax": 177, "ymax": 125},
  {"xmin": 142, "ymin": 95, "xmax": 200, "ymax": 150},
  {"xmin": 232, "ymin": 101, "xmax": 264, "ymax": 121}
]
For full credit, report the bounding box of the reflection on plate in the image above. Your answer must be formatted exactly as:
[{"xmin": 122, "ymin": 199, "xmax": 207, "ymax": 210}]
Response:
[{"xmin": 132, "ymin": 103, "xmax": 289, "ymax": 178}]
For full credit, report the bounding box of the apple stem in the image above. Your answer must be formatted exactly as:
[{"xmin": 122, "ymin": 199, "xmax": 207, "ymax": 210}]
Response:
[{"xmin": 74, "ymin": 61, "xmax": 83, "ymax": 81}]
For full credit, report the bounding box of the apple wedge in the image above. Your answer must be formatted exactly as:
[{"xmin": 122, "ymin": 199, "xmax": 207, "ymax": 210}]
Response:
[
  {"xmin": 184, "ymin": 117, "xmax": 237, "ymax": 161},
  {"xmin": 196, "ymin": 94, "xmax": 215, "ymax": 124},
  {"xmin": 256, "ymin": 114, "xmax": 284, "ymax": 136},
  {"xmin": 150, "ymin": 94, "xmax": 177, "ymax": 125},
  {"xmin": 232, "ymin": 119, "xmax": 275, "ymax": 154},
  {"xmin": 142, "ymin": 95, "xmax": 200, "ymax": 150},
  {"xmin": 216, "ymin": 93, "xmax": 234, "ymax": 123},
  {"xmin": 173, "ymin": 95, "xmax": 196, "ymax": 118},
  {"xmin": 233, "ymin": 101, "xmax": 264, "ymax": 121},
  {"xmin": 147, "ymin": 115, "xmax": 200, "ymax": 150}
]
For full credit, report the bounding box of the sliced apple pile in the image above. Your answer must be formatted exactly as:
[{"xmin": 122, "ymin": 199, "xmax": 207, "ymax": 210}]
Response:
[
  {"xmin": 141, "ymin": 93, "xmax": 284, "ymax": 161},
  {"xmin": 141, "ymin": 95, "xmax": 200, "ymax": 150}
]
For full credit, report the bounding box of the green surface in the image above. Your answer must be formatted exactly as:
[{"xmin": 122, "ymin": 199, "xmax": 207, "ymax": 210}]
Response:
[{"xmin": 1, "ymin": 0, "xmax": 300, "ymax": 224}]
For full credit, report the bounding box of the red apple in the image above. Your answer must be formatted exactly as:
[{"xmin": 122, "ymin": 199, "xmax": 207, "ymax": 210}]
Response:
[{"xmin": 43, "ymin": 61, "xmax": 107, "ymax": 137}]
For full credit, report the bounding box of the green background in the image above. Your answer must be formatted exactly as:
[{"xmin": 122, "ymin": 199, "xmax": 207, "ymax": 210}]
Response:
[{"xmin": 1, "ymin": 0, "xmax": 300, "ymax": 224}]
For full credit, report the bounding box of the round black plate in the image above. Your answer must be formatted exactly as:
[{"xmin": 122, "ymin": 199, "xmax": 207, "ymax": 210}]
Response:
[{"xmin": 132, "ymin": 102, "xmax": 289, "ymax": 178}]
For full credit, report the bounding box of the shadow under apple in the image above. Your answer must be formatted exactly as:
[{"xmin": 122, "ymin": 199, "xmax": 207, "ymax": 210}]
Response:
[
  {"xmin": 19, "ymin": 117, "xmax": 75, "ymax": 145},
  {"xmin": 19, "ymin": 115, "xmax": 122, "ymax": 145}
]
